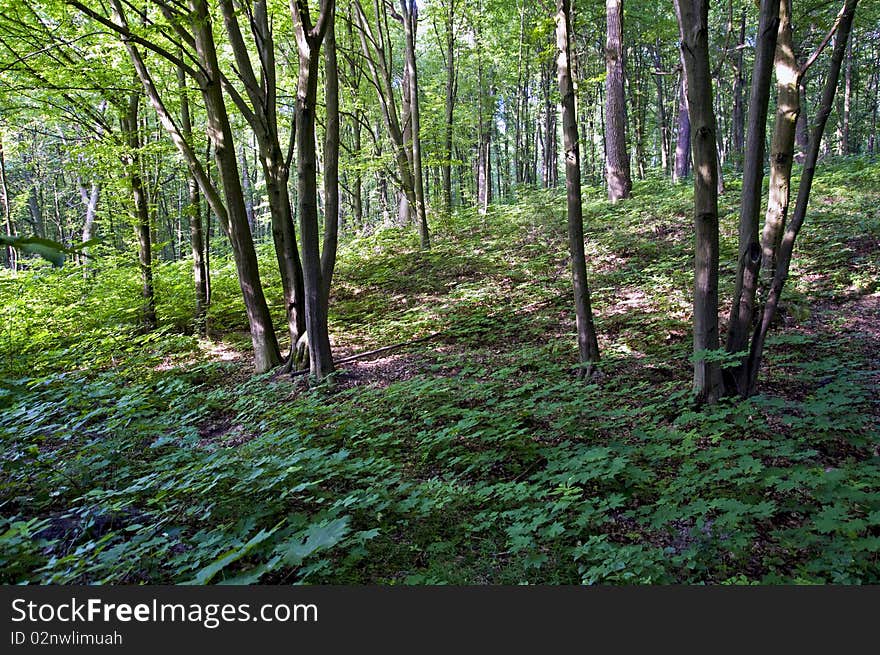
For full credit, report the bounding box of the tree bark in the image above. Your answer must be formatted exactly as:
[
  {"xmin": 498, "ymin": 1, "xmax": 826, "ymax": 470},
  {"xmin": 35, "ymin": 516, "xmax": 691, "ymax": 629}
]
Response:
[
  {"xmin": 604, "ymin": 0, "xmax": 631, "ymax": 202},
  {"xmin": 760, "ymin": 0, "xmax": 798, "ymax": 286},
  {"xmin": 557, "ymin": 0, "xmax": 600, "ymax": 377},
  {"xmin": 1, "ymin": 132, "xmax": 15, "ymax": 271},
  {"xmin": 219, "ymin": 0, "xmax": 306, "ymax": 358},
  {"xmin": 322, "ymin": 9, "xmax": 340, "ymax": 302},
  {"xmin": 676, "ymin": 0, "xmax": 722, "ymax": 404},
  {"xmin": 725, "ymin": 0, "xmax": 780, "ymax": 395},
  {"xmin": 731, "ymin": 7, "xmax": 746, "ymax": 172},
  {"xmin": 747, "ymin": 0, "xmax": 859, "ymax": 395},
  {"xmin": 673, "ymin": 80, "xmax": 691, "ymax": 182},
  {"xmin": 121, "ymin": 89, "xmax": 157, "ymax": 331},
  {"xmin": 652, "ymin": 45, "xmax": 670, "ymax": 176},
  {"xmin": 442, "ymin": 0, "xmax": 456, "ymax": 213},
  {"xmin": 291, "ymin": 0, "xmax": 336, "ymax": 382},
  {"xmin": 177, "ymin": 62, "xmax": 208, "ymax": 335},
  {"xmin": 401, "ymin": 0, "xmax": 431, "ymax": 248},
  {"xmin": 189, "ymin": 0, "xmax": 281, "ymax": 372}
]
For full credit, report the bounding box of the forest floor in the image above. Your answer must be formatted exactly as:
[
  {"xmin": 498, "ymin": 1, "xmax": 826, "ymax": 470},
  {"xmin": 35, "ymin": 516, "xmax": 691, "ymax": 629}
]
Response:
[{"xmin": 1, "ymin": 159, "xmax": 878, "ymax": 584}]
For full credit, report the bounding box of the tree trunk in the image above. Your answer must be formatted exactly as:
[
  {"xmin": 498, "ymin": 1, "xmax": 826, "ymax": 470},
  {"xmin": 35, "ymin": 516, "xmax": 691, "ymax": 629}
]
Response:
[
  {"xmin": 557, "ymin": 0, "xmax": 600, "ymax": 377},
  {"xmin": 177, "ymin": 62, "xmax": 208, "ymax": 335},
  {"xmin": 747, "ymin": 0, "xmax": 859, "ymax": 395},
  {"xmin": 840, "ymin": 37, "xmax": 852, "ymax": 154},
  {"xmin": 443, "ymin": 0, "xmax": 456, "ymax": 213},
  {"xmin": 673, "ymin": 80, "xmax": 691, "ymax": 182},
  {"xmin": 725, "ymin": 0, "xmax": 780, "ymax": 395},
  {"xmin": 676, "ymin": 0, "xmax": 722, "ymax": 404},
  {"xmin": 192, "ymin": 0, "xmax": 280, "ymax": 372},
  {"xmin": 239, "ymin": 144, "xmax": 256, "ymax": 233},
  {"xmin": 401, "ymin": 0, "xmax": 431, "ymax": 248},
  {"xmin": 731, "ymin": 7, "xmax": 746, "ymax": 172},
  {"xmin": 108, "ymin": 0, "xmax": 281, "ymax": 371},
  {"xmin": 78, "ymin": 181, "xmax": 99, "ymax": 272},
  {"xmin": 322, "ymin": 11, "xmax": 340, "ymax": 302},
  {"xmin": 652, "ymin": 46, "xmax": 670, "ymax": 176},
  {"xmin": 0, "ymin": 132, "xmax": 15, "ymax": 271},
  {"xmin": 291, "ymin": 0, "xmax": 336, "ymax": 382},
  {"xmin": 760, "ymin": 0, "xmax": 798, "ymax": 286},
  {"xmin": 604, "ymin": 0, "xmax": 631, "ymax": 202},
  {"xmin": 219, "ymin": 0, "xmax": 306, "ymax": 358},
  {"xmin": 121, "ymin": 90, "xmax": 157, "ymax": 331}
]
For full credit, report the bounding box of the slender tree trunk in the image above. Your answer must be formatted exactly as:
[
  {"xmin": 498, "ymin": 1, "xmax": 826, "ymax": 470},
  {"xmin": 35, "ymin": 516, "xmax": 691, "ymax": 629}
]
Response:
[
  {"xmin": 442, "ymin": 0, "xmax": 456, "ymax": 213},
  {"xmin": 121, "ymin": 90, "xmax": 157, "ymax": 331},
  {"xmin": 747, "ymin": 0, "xmax": 859, "ymax": 394},
  {"xmin": 291, "ymin": 0, "xmax": 336, "ymax": 382},
  {"xmin": 108, "ymin": 0, "xmax": 281, "ymax": 370},
  {"xmin": 78, "ymin": 181, "xmax": 99, "ymax": 271},
  {"xmin": 731, "ymin": 7, "xmax": 747, "ymax": 171},
  {"xmin": 219, "ymin": 0, "xmax": 306, "ymax": 359},
  {"xmin": 177, "ymin": 63, "xmax": 208, "ymax": 335},
  {"xmin": 652, "ymin": 46, "xmax": 670, "ymax": 176},
  {"xmin": 189, "ymin": 0, "xmax": 281, "ymax": 371},
  {"xmin": 673, "ymin": 80, "xmax": 691, "ymax": 182},
  {"xmin": 604, "ymin": 0, "xmax": 631, "ymax": 202},
  {"xmin": 725, "ymin": 0, "xmax": 780, "ymax": 395},
  {"xmin": 760, "ymin": 0, "xmax": 798, "ymax": 285},
  {"xmin": 0, "ymin": 132, "xmax": 14, "ymax": 271},
  {"xmin": 401, "ymin": 0, "xmax": 431, "ymax": 248},
  {"xmin": 557, "ymin": 0, "xmax": 600, "ymax": 377},
  {"xmin": 354, "ymin": 0, "xmax": 420, "ymax": 240},
  {"xmin": 240, "ymin": 144, "xmax": 256, "ymax": 233},
  {"xmin": 322, "ymin": 11, "xmax": 340, "ymax": 302},
  {"xmin": 840, "ymin": 37, "xmax": 852, "ymax": 154},
  {"xmin": 676, "ymin": 0, "xmax": 722, "ymax": 404}
]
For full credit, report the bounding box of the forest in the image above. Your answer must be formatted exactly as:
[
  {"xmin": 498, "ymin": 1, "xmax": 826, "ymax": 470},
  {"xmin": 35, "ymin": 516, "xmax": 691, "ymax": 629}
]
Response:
[{"xmin": 0, "ymin": 0, "xmax": 877, "ymax": 585}]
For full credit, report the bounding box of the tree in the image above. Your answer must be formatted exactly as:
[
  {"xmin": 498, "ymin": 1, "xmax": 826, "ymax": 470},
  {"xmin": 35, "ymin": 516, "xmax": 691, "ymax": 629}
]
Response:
[
  {"xmin": 604, "ymin": 0, "xmax": 632, "ymax": 202},
  {"xmin": 557, "ymin": 0, "xmax": 600, "ymax": 377},
  {"xmin": 675, "ymin": 0, "xmax": 722, "ymax": 403},
  {"xmin": 73, "ymin": 0, "xmax": 284, "ymax": 372},
  {"xmin": 290, "ymin": 0, "xmax": 336, "ymax": 382}
]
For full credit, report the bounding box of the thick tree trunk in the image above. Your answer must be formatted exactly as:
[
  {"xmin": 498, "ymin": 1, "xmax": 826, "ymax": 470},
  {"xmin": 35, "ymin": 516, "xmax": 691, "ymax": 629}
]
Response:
[
  {"xmin": 604, "ymin": 0, "xmax": 631, "ymax": 202},
  {"xmin": 725, "ymin": 0, "xmax": 780, "ymax": 395},
  {"xmin": 557, "ymin": 0, "xmax": 600, "ymax": 377},
  {"xmin": 675, "ymin": 0, "xmax": 722, "ymax": 404},
  {"xmin": 747, "ymin": 0, "xmax": 859, "ymax": 395}
]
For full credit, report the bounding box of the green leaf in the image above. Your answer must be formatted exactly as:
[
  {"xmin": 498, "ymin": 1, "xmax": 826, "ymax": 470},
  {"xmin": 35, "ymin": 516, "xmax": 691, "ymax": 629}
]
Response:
[
  {"xmin": 281, "ymin": 516, "xmax": 351, "ymax": 567},
  {"xmin": 186, "ymin": 522, "xmax": 283, "ymax": 585}
]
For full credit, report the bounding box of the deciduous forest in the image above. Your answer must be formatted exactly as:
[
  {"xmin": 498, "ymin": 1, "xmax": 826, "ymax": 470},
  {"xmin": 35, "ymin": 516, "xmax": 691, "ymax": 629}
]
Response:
[{"xmin": 0, "ymin": 0, "xmax": 877, "ymax": 584}]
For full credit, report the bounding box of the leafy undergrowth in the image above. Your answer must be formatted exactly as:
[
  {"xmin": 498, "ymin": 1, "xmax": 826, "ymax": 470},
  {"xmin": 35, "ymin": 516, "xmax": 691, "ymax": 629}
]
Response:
[{"xmin": 1, "ymin": 160, "xmax": 878, "ymax": 584}]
